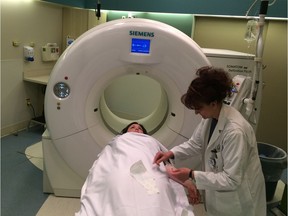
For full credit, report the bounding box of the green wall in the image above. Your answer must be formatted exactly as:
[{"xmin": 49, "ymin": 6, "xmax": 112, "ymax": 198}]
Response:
[{"xmin": 107, "ymin": 11, "xmax": 194, "ymax": 37}]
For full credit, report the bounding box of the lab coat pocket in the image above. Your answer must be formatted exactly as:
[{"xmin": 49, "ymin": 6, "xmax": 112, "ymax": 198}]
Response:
[{"xmin": 214, "ymin": 190, "xmax": 242, "ymax": 216}]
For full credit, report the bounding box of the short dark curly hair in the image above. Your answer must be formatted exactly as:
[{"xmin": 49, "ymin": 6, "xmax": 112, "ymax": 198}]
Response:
[{"xmin": 181, "ymin": 66, "xmax": 233, "ymax": 110}]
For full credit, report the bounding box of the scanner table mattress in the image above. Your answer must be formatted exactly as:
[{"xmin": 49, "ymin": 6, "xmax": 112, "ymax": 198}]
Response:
[{"xmin": 76, "ymin": 132, "xmax": 194, "ymax": 216}]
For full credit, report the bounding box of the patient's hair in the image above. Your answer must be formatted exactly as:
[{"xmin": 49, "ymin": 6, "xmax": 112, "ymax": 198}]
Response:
[{"xmin": 120, "ymin": 122, "xmax": 148, "ymax": 134}]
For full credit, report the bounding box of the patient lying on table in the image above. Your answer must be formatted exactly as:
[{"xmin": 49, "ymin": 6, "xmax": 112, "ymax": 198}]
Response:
[{"xmin": 75, "ymin": 122, "xmax": 194, "ymax": 216}]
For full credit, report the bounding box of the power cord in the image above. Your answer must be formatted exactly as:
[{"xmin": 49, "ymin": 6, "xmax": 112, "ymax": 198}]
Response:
[
  {"xmin": 17, "ymin": 151, "xmax": 43, "ymax": 159},
  {"xmin": 26, "ymin": 98, "xmax": 37, "ymax": 118}
]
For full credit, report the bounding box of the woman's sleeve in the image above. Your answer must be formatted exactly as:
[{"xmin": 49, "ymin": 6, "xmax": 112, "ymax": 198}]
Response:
[
  {"xmin": 171, "ymin": 120, "xmax": 205, "ymax": 160},
  {"xmin": 195, "ymin": 128, "xmax": 248, "ymax": 190}
]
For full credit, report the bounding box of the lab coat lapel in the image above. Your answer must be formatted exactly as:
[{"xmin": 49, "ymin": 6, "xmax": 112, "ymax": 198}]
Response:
[
  {"xmin": 207, "ymin": 105, "xmax": 227, "ymax": 149},
  {"xmin": 207, "ymin": 124, "xmax": 221, "ymax": 149},
  {"xmin": 202, "ymin": 119, "xmax": 211, "ymax": 146}
]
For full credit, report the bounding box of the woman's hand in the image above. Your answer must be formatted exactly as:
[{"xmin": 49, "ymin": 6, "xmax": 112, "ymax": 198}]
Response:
[
  {"xmin": 153, "ymin": 151, "xmax": 174, "ymax": 165},
  {"xmin": 183, "ymin": 180, "xmax": 201, "ymax": 205},
  {"xmin": 166, "ymin": 167, "xmax": 191, "ymax": 183}
]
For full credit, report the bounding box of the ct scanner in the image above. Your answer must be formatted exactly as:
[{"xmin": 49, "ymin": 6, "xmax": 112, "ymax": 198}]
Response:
[{"xmin": 43, "ymin": 18, "xmax": 261, "ymax": 197}]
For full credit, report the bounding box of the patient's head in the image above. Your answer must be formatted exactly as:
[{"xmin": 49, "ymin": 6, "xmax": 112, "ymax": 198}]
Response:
[{"xmin": 121, "ymin": 122, "xmax": 148, "ymax": 134}]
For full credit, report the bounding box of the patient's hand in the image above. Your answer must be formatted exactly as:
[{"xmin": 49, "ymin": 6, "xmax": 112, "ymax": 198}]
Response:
[{"xmin": 183, "ymin": 180, "xmax": 201, "ymax": 205}]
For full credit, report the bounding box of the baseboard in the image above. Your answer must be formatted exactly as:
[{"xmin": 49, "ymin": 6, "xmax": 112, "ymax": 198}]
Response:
[{"xmin": 1, "ymin": 120, "xmax": 30, "ymax": 137}]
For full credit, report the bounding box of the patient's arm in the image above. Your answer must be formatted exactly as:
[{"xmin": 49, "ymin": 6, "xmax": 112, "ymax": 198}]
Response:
[
  {"xmin": 165, "ymin": 164, "xmax": 201, "ymax": 205},
  {"xmin": 183, "ymin": 180, "xmax": 201, "ymax": 205}
]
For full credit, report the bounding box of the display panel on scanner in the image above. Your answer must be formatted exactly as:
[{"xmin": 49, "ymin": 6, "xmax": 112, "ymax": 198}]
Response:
[{"xmin": 131, "ymin": 38, "xmax": 151, "ymax": 54}]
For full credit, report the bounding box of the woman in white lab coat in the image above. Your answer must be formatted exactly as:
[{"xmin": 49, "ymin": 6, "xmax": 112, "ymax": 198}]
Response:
[{"xmin": 154, "ymin": 66, "xmax": 266, "ymax": 216}]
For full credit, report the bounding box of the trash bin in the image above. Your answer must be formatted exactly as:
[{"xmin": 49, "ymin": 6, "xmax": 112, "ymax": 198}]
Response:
[{"xmin": 258, "ymin": 142, "xmax": 287, "ymax": 201}]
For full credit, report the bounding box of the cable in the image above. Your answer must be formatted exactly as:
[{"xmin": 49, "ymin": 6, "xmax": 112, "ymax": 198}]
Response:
[
  {"xmin": 246, "ymin": 0, "xmax": 274, "ymax": 17},
  {"xmin": 268, "ymin": 0, "xmax": 277, "ymax": 6},
  {"xmin": 246, "ymin": 0, "xmax": 259, "ymax": 17},
  {"xmin": 167, "ymin": 126, "xmax": 190, "ymax": 140},
  {"xmin": 28, "ymin": 103, "xmax": 37, "ymax": 118},
  {"xmin": 17, "ymin": 151, "xmax": 43, "ymax": 159}
]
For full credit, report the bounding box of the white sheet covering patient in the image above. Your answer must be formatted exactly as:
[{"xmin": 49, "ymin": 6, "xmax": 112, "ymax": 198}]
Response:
[{"xmin": 75, "ymin": 132, "xmax": 194, "ymax": 216}]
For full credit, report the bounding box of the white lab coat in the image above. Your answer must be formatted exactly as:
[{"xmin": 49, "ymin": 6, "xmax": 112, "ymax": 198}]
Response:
[{"xmin": 171, "ymin": 104, "xmax": 266, "ymax": 216}]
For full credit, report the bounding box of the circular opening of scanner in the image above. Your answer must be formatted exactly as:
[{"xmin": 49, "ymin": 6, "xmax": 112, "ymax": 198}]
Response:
[{"xmin": 100, "ymin": 74, "xmax": 169, "ymax": 135}]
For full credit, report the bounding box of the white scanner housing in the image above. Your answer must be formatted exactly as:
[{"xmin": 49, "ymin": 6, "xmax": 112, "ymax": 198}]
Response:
[
  {"xmin": 43, "ymin": 19, "xmax": 259, "ymax": 197},
  {"xmin": 43, "ymin": 19, "xmax": 210, "ymax": 197}
]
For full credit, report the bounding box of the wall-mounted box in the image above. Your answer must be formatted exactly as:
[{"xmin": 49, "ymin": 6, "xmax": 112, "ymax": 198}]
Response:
[{"xmin": 42, "ymin": 43, "xmax": 60, "ymax": 62}]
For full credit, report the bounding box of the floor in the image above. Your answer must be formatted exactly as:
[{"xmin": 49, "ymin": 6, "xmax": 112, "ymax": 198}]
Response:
[
  {"xmin": 1, "ymin": 126, "xmax": 48, "ymax": 216},
  {"xmin": 1, "ymin": 125, "xmax": 286, "ymax": 216}
]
